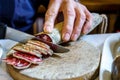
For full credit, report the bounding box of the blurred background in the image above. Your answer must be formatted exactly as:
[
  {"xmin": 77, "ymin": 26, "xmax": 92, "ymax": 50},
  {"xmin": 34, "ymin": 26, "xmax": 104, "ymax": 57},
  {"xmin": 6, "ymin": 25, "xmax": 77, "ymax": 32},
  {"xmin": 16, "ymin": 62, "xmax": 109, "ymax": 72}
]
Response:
[{"xmin": 80, "ymin": 0, "xmax": 120, "ymax": 33}]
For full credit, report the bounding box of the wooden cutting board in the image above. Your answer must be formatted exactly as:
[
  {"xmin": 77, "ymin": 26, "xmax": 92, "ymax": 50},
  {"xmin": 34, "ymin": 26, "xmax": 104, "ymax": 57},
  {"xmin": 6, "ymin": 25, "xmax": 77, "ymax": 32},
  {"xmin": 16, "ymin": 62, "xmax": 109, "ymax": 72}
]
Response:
[{"xmin": 6, "ymin": 40, "xmax": 101, "ymax": 80}]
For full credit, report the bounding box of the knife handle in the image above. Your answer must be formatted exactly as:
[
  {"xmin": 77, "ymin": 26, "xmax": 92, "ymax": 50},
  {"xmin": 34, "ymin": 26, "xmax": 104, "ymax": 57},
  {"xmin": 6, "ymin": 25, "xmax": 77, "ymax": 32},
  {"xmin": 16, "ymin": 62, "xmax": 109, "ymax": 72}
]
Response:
[{"xmin": 0, "ymin": 23, "xmax": 7, "ymax": 39}]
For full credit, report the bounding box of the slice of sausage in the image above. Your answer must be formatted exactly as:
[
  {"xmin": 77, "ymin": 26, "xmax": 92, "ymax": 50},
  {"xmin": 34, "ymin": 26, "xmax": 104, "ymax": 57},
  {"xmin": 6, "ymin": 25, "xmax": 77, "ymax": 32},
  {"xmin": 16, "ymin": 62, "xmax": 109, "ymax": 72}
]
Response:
[
  {"xmin": 13, "ymin": 44, "xmax": 42, "ymax": 58},
  {"xmin": 13, "ymin": 51, "xmax": 42, "ymax": 64},
  {"xmin": 3, "ymin": 56, "xmax": 31, "ymax": 69}
]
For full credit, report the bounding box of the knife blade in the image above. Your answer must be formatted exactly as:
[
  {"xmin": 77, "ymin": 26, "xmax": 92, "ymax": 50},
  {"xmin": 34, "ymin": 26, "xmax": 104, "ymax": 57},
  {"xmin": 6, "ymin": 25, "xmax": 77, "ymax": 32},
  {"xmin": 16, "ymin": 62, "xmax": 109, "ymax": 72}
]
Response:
[
  {"xmin": 0, "ymin": 23, "xmax": 69, "ymax": 53},
  {"xmin": 6, "ymin": 27, "xmax": 35, "ymax": 43}
]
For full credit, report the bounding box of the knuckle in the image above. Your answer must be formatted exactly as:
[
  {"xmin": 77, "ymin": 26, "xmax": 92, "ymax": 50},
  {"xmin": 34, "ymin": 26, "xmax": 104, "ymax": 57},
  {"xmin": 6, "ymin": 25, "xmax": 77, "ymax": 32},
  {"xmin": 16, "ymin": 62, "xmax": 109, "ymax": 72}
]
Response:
[
  {"xmin": 77, "ymin": 25, "xmax": 83, "ymax": 31},
  {"xmin": 80, "ymin": 14, "xmax": 86, "ymax": 21},
  {"xmin": 45, "ymin": 9, "xmax": 57, "ymax": 17},
  {"xmin": 75, "ymin": 25, "xmax": 82, "ymax": 33},
  {"xmin": 82, "ymin": 5, "xmax": 87, "ymax": 10},
  {"xmin": 64, "ymin": 25, "xmax": 73, "ymax": 33},
  {"xmin": 74, "ymin": 30, "xmax": 80, "ymax": 35},
  {"xmin": 66, "ymin": 9, "xmax": 75, "ymax": 17}
]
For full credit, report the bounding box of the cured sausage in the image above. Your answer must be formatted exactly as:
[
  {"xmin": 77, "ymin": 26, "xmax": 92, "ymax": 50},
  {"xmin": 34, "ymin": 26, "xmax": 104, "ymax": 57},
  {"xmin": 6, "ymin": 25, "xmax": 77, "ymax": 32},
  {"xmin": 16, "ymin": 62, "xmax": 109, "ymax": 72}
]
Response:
[
  {"xmin": 3, "ymin": 56, "xmax": 31, "ymax": 69},
  {"xmin": 3, "ymin": 38, "xmax": 54, "ymax": 69},
  {"xmin": 13, "ymin": 51, "xmax": 42, "ymax": 64}
]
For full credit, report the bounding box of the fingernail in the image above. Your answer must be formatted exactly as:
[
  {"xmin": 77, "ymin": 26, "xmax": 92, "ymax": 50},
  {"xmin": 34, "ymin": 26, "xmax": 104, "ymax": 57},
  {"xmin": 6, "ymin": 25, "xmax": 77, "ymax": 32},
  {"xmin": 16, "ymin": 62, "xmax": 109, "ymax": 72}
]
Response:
[
  {"xmin": 62, "ymin": 33, "xmax": 70, "ymax": 41},
  {"xmin": 72, "ymin": 34, "xmax": 78, "ymax": 41}
]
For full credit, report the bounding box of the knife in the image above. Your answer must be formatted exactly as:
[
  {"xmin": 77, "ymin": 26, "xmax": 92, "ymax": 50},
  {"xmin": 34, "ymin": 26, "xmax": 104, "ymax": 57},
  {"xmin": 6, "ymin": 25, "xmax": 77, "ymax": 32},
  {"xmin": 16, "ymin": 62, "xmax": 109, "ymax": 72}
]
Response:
[{"xmin": 0, "ymin": 23, "xmax": 69, "ymax": 53}]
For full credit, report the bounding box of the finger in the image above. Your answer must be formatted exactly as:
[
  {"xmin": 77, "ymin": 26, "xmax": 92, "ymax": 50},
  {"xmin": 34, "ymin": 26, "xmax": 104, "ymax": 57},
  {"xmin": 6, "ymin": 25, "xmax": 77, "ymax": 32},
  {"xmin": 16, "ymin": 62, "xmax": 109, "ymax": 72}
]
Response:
[
  {"xmin": 62, "ymin": 0, "xmax": 76, "ymax": 42},
  {"xmin": 82, "ymin": 6, "xmax": 93, "ymax": 34},
  {"xmin": 71, "ymin": 3, "xmax": 86, "ymax": 41},
  {"xmin": 44, "ymin": 0, "xmax": 62, "ymax": 33}
]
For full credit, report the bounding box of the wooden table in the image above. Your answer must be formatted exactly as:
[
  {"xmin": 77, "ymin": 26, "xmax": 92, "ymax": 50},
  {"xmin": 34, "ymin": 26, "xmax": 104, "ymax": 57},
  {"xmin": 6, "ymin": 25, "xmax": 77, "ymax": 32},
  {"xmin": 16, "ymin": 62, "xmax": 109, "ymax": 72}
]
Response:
[
  {"xmin": 80, "ymin": 0, "xmax": 120, "ymax": 33},
  {"xmin": 80, "ymin": 0, "xmax": 120, "ymax": 13}
]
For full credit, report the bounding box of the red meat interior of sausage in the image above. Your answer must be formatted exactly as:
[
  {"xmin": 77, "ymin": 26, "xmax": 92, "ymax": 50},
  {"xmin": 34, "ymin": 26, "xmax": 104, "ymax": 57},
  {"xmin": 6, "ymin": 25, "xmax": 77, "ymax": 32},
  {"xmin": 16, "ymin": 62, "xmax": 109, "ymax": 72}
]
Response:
[
  {"xmin": 35, "ymin": 34, "xmax": 52, "ymax": 42},
  {"xmin": 13, "ymin": 51, "xmax": 42, "ymax": 63},
  {"xmin": 3, "ymin": 56, "xmax": 30, "ymax": 67}
]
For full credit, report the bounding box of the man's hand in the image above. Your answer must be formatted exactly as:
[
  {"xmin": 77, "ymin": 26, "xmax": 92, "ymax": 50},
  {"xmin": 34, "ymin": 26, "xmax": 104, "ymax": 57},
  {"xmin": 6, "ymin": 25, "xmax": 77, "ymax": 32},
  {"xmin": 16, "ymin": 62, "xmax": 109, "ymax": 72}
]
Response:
[{"xmin": 44, "ymin": 0, "xmax": 93, "ymax": 42}]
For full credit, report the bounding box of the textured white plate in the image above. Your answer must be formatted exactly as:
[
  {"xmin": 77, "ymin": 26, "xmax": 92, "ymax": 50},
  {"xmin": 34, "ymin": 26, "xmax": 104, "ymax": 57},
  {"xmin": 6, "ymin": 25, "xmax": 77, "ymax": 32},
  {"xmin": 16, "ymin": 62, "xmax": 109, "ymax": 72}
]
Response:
[{"xmin": 99, "ymin": 33, "xmax": 120, "ymax": 80}]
